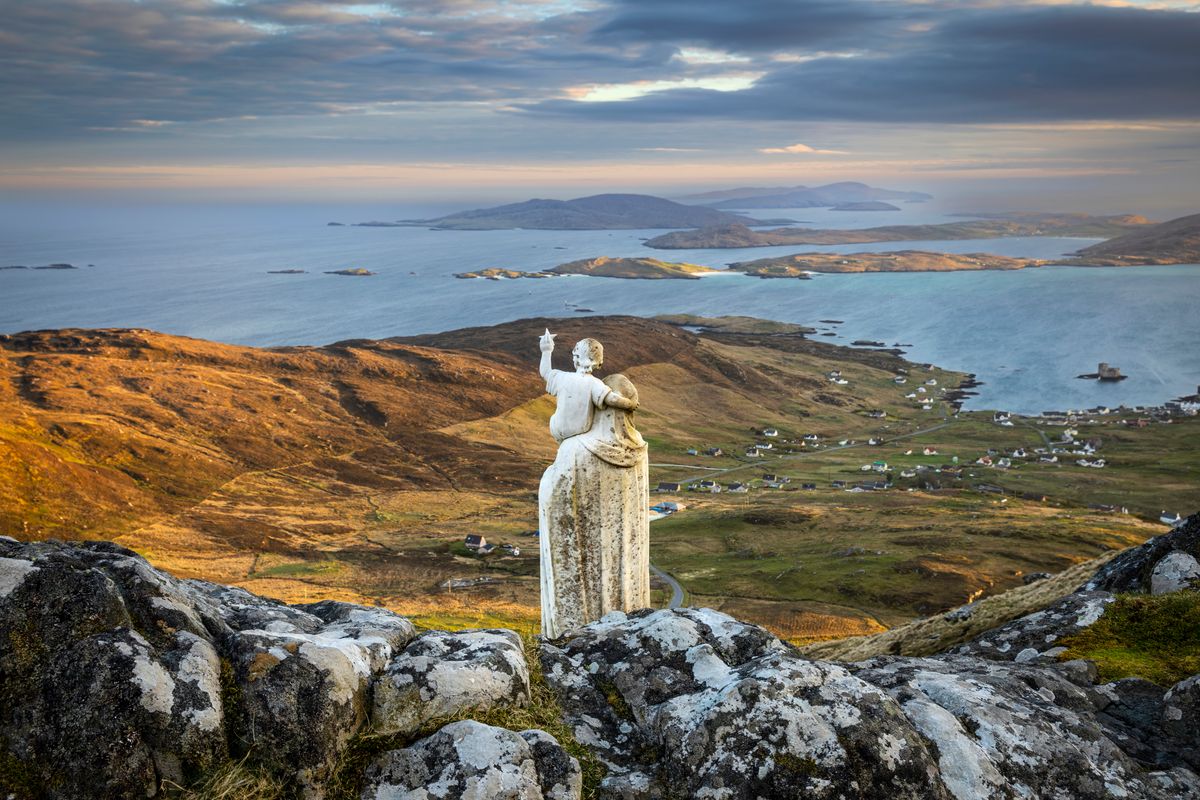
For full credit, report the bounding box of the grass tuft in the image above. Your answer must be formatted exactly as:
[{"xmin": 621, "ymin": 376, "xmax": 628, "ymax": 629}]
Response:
[
  {"xmin": 162, "ymin": 756, "xmax": 284, "ymax": 800},
  {"xmin": 1058, "ymin": 590, "xmax": 1200, "ymax": 686}
]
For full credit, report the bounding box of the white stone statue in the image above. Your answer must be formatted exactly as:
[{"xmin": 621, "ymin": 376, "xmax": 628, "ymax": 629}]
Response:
[{"xmin": 537, "ymin": 329, "xmax": 650, "ymax": 638}]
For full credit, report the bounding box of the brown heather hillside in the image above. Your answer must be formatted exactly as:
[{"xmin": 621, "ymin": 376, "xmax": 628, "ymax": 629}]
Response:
[{"xmin": 0, "ymin": 318, "xmax": 1179, "ymax": 640}]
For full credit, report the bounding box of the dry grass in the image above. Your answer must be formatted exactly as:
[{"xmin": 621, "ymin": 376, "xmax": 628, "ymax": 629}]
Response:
[
  {"xmin": 162, "ymin": 757, "xmax": 285, "ymax": 800},
  {"xmin": 797, "ymin": 552, "xmax": 1115, "ymax": 660}
]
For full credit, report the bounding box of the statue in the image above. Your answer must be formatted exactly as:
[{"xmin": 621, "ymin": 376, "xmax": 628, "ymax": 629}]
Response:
[{"xmin": 537, "ymin": 329, "xmax": 650, "ymax": 638}]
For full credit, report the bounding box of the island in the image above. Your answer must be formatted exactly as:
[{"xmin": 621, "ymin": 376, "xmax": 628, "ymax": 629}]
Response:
[
  {"xmin": 2, "ymin": 263, "xmax": 78, "ymax": 270},
  {"xmin": 644, "ymin": 213, "xmax": 1151, "ymax": 249},
  {"xmin": 678, "ymin": 181, "xmax": 932, "ymax": 209},
  {"xmin": 728, "ymin": 251, "xmax": 1044, "ymax": 277},
  {"xmin": 830, "ymin": 201, "xmax": 901, "ymax": 212},
  {"xmin": 351, "ymin": 193, "xmax": 790, "ymax": 231},
  {"xmin": 268, "ymin": 269, "xmax": 307, "ymax": 274},
  {"xmin": 457, "ymin": 257, "xmax": 716, "ymax": 280},
  {"xmin": 1056, "ymin": 212, "xmax": 1200, "ymax": 265},
  {"xmin": 455, "ymin": 268, "xmax": 558, "ymax": 280},
  {"xmin": 324, "ymin": 268, "xmax": 375, "ymax": 276}
]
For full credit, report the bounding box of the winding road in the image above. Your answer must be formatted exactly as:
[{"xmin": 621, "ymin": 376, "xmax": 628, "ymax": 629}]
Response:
[{"xmin": 650, "ymin": 564, "xmax": 685, "ymax": 609}]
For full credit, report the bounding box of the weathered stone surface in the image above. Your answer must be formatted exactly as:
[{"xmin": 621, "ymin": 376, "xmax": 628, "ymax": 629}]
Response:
[
  {"xmin": 217, "ymin": 592, "xmax": 418, "ymax": 794},
  {"xmin": 542, "ymin": 608, "xmax": 947, "ymax": 800},
  {"xmin": 855, "ymin": 656, "xmax": 1200, "ymax": 799},
  {"xmin": 374, "ymin": 628, "xmax": 530, "ymax": 735},
  {"xmin": 0, "ymin": 540, "xmax": 228, "ymax": 798},
  {"xmin": 359, "ymin": 720, "xmax": 581, "ymax": 800},
  {"xmin": 1162, "ymin": 676, "xmax": 1200, "ymax": 771},
  {"xmin": 0, "ymin": 540, "xmax": 416, "ymax": 798},
  {"xmin": 1090, "ymin": 512, "xmax": 1200, "ymax": 592},
  {"xmin": 1149, "ymin": 550, "xmax": 1200, "ymax": 594},
  {"xmin": 951, "ymin": 590, "xmax": 1114, "ymax": 664}
]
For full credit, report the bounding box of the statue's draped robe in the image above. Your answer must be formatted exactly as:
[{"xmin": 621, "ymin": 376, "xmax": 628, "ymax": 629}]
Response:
[{"xmin": 539, "ymin": 379, "xmax": 650, "ymax": 639}]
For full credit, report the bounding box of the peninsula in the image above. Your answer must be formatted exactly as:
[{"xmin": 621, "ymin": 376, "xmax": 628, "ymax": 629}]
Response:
[
  {"xmin": 644, "ymin": 213, "xmax": 1151, "ymax": 249},
  {"xmin": 729, "ymin": 251, "xmax": 1045, "ymax": 277},
  {"xmin": 1058, "ymin": 212, "xmax": 1200, "ymax": 265},
  {"xmin": 363, "ymin": 193, "xmax": 786, "ymax": 231}
]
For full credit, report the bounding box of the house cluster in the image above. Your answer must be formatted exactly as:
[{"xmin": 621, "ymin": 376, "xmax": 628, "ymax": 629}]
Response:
[
  {"xmin": 462, "ymin": 534, "xmax": 521, "ymax": 557},
  {"xmin": 827, "ymin": 370, "xmax": 848, "ymax": 386},
  {"xmin": 1037, "ymin": 401, "xmax": 1199, "ymax": 427}
]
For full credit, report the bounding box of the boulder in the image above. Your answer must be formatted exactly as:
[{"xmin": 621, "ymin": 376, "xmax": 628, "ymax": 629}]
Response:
[
  {"xmin": 374, "ymin": 629, "xmax": 530, "ymax": 735},
  {"xmin": 541, "ymin": 608, "xmax": 947, "ymax": 799},
  {"xmin": 0, "ymin": 540, "xmax": 417, "ymax": 798},
  {"xmin": 1090, "ymin": 512, "xmax": 1200, "ymax": 592},
  {"xmin": 214, "ymin": 591, "xmax": 418, "ymax": 794},
  {"xmin": 855, "ymin": 656, "xmax": 1199, "ymax": 799},
  {"xmin": 1162, "ymin": 676, "xmax": 1200, "ymax": 771},
  {"xmin": 359, "ymin": 720, "xmax": 581, "ymax": 800},
  {"xmin": 1149, "ymin": 551, "xmax": 1200, "ymax": 595},
  {"xmin": 951, "ymin": 590, "xmax": 1114, "ymax": 664}
]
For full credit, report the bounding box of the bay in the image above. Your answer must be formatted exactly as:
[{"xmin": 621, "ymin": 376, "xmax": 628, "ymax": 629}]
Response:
[{"xmin": 1, "ymin": 200, "xmax": 1197, "ymax": 414}]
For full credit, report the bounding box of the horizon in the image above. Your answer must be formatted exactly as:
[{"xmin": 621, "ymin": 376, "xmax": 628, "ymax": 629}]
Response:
[{"xmin": 2, "ymin": 0, "xmax": 1199, "ymax": 214}]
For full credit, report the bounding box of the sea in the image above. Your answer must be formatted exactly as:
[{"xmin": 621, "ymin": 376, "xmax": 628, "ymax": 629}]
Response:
[{"xmin": 1, "ymin": 199, "xmax": 1198, "ymax": 415}]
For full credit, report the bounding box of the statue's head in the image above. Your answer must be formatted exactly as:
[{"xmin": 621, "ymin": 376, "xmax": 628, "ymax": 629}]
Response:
[{"xmin": 572, "ymin": 338, "xmax": 604, "ymax": 373}]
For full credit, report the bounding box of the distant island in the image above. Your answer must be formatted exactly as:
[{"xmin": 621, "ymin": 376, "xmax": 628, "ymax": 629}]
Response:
[
  {"xmin": 353, "ymin": 193, "xmax": 789, "ymax": 231},
  {"xmin": 324, "ymin": 268, "xmax": 375, "ymax": 276},
  {"xmin": 678, "ymin": 181, "xmax": 932, "ymax": 209},
  {"xmin": 1058, "ymin": 212, "xmax": 1200, "ymax": 265},
  {"xmin": 268, "ymin": 269, "xmax": 307, "ymax": 274},
  {"xmin": 831, "ymin": 201, "xmax": 900, "ymax": 212},
  {"xmin": 456, "ymin": 257, "xmax": 716, "ymax": 280},
  {"xmin": 1, "ymin": 263, "xmax": 78, "ymax": 270},
  {"xmin": 729, "ymin": 251, "xmax": 1043, "ymax": 277},
  {"xmin": 454, "ymin": 268, "xmax": 558, "ymax": 280},
  {"xmin": 644, "ymin": 213, "xmax": 1151, "ymax": 249}
]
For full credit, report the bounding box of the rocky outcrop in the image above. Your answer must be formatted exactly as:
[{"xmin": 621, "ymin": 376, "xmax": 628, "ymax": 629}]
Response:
[
  {"xmin": 1150, "ymin": 551, "xmax": 1200, "ymax": 594},
  {"xmin": 541, "ymin": 607, "xmax": 948, "ymax": 799},
  {"xmin": 360, "ymin": 720, "xmax": 580, "ymax": 800},
  {"xmin": 0, "ymin": 539, "xmax": 539, "ymax": 799},
  {"xmin": 3, "ymin": 512, "xmax": 1198, "ymax": 799},
  {"xmin": 1089, "ymin": 512, "xmax": 1200, "ymax": 592}
]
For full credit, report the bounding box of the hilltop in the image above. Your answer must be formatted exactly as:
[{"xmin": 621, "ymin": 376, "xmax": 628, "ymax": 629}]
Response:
[
  {"xmin": 644, "ymin": 213, "xmax": 1151, "ymax": 249},
  {"xmin": 1062, "ymin": 212, "xmax": 1200, "ymax": 265},
  {"xmin": 679, "ymin": 181, "xmax": 932, "ymax": 209},
  {"xmin": 374, "ymin": 193, "xmax": 782, "ymax": 230}
]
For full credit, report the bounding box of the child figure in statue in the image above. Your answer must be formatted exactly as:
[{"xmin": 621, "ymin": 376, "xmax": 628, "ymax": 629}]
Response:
[{"xmin": 539, "ymin": 330, "xmax": 637, "ymax": 439}]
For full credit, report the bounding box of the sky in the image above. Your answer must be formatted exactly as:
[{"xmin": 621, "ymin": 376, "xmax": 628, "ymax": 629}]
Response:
[{"xmin": 2, "ymin": 0, "xmax": 1199, "ymax": 212}]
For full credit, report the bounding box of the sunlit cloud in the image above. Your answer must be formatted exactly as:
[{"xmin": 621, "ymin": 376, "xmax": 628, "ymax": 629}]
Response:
[
  {"xmin": 565, "ymin": 73, "xmax": 764, "ymax": 103},
  {"xmin": 759, "ymin": 142, "xmax": 848, "ymax": 155}
]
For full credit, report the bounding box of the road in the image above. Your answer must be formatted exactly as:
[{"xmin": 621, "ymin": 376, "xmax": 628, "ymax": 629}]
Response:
[{"xmin": 650, "ymin": 564, "xmax": 685, "ymax": 608}]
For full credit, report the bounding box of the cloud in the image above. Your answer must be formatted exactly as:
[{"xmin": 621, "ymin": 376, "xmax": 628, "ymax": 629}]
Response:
[
  {"xmin": 527, "ymin": 4, "xmax": 1200, "ymax": 124},
  {"xmin": 759, "ymin": 143, "xmax": 848, "ymax": 154}
]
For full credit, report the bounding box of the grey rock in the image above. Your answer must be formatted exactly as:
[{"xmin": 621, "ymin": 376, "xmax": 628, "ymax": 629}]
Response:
[
  {"xmin": 952, "ymin": 590, "xmax": 1114, "ymax": 662},
  {"xmin": 541, "ymin": 608, "xmax": 947, "ymax": 800},
  {"xmin": 1149, "ymin": 551, "xmax": 1200, "ymax": 595},
  {"xmin": 856, "ymin": 655, "xmax": 1199, "ymax": 799},
  {"xmin": 1163, "ymin": 676, "xmax": 1200, "ymax": 771},
  {"xmin": 359, "ymin": 720, "xmax": 581, "ymax": 800},
  {"xmin": 374, "ymin": 628, "xmax": 529, "ymax": 735},
  {"xmin": 222, "ymin": 597, "xmax": 417, "ymax": 794},
  {"xmin": 0, "ymin": 539, "xmax": 416, "ymax": 798},
  {"xmin": 1090, "ymin": 513, "xmax": 1200, "ymax": 592},
  {"xmin": 0, "ymin": 540, "xmax": 228, "ymax": 798}
]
